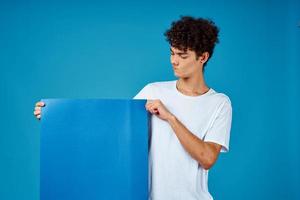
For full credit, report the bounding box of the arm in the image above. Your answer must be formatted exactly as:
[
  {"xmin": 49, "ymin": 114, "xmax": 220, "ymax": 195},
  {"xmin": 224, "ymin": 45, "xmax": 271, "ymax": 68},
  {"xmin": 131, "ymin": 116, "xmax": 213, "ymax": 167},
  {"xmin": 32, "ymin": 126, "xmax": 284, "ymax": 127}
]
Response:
[
  {"xmin": 167, "ymin": 115, "xmax": 222, "ymax": 170},
  {"xmin": 146, "ymin": 100, "xmax": 222, "ymax": 170}
]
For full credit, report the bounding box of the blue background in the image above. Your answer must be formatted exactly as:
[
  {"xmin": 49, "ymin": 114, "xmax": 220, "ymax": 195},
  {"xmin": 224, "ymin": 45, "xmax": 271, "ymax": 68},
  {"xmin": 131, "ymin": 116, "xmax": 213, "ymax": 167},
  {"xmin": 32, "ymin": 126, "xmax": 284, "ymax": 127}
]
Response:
[{"xmin": 0, "ymin": 0, "xmax": 299, "ymax": 199}]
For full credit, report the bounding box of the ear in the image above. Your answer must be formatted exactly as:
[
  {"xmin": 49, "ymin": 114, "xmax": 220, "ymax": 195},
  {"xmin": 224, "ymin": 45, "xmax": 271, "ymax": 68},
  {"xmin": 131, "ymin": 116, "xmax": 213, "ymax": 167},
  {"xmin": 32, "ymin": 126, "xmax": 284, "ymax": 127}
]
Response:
[{"xmin": 199, "ymin": 52, "xmax": 210, "ymax": 64}]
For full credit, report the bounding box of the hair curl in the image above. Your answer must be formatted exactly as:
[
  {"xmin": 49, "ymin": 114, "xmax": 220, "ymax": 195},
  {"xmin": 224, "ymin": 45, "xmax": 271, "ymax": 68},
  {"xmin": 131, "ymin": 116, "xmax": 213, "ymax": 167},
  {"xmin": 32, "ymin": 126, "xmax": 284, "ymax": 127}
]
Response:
[{"xmin": 164, "ymin": 16, "xmax": 219, "ymax": 66}]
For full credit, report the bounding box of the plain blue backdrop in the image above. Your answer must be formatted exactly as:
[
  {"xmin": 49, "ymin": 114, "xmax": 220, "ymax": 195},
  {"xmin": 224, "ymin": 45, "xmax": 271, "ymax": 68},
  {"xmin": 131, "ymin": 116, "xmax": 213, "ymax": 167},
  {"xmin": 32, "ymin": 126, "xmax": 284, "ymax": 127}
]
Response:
[{"xmin": 0, "ymin": 0, "xmax": 299, "ymax": 200}]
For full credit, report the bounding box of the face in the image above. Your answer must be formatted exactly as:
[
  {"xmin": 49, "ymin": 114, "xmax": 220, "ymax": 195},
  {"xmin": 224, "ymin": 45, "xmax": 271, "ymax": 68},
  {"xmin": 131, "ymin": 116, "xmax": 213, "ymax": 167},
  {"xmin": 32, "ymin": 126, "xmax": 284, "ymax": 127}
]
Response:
[{"xmin": 170, "ymin": 46, "xmax": 204, "ymax": 79}]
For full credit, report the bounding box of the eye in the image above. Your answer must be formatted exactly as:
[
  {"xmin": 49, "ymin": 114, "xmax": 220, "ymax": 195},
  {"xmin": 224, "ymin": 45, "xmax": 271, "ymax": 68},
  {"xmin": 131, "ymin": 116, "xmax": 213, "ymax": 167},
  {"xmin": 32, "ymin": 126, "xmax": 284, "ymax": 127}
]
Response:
[{"xmin": 180, "ymin": 55, "xmax": 188, "ymax": 59}]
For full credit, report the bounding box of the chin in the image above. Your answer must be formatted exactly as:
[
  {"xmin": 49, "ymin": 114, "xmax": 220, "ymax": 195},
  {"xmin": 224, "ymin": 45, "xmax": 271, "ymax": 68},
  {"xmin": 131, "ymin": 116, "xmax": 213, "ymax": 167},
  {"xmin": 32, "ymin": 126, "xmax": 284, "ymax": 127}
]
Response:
[
  {"xmin": 173, "ymin": 72, "xmax": 180, "ymax": 78},
  {"xmin": 174, "ymin": 72, "xmax": 186, "ymax": 79}
]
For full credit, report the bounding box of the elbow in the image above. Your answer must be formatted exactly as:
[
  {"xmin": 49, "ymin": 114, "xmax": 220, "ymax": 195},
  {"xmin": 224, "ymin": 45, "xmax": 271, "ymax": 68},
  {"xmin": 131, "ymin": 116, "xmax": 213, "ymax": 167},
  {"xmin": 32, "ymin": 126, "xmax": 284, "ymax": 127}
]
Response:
[
  {"xmin": 197, "ymin": 145, "xmax": 221, "ymax": 170},
  {"xmin": 199, "ymin": 156, "xmax": 216, "ymax": 170},
  {"xmin": 202, "ymin": 162, "xmax": 214, "ymax": 170},
  {"xmin": 202, "ymin": 164, "xmax": 213, "ymax": 170}
]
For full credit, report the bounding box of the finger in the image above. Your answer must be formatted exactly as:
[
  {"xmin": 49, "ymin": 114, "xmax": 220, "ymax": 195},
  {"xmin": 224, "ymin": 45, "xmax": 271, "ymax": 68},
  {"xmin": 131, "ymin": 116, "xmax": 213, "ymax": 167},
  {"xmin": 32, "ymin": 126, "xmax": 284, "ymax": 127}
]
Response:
[
  {"xmin": 146, "ymin": 104, "xmax": 155, "ymax": 113},
  {"xmin": 146, "ymin": 101, "xmax": 154, "ymax": 107},
  {"xmin": 37, "ymin": 114, "xmax": 41, "ymax": 119},
  {"xmin": 149, "ymin": 106, "xmax": 159, "ymax": 114},
  {"xmin": 145, "ymin": 103, "xmax": 150, "ymax": 108},
  {"xmin": 34, "ymin": 110, "xmax": 41, "ymax": 115},
  {"xmin": 35, "ymin": 106, "xmax": 41, "ymax": 111},
  {"xmin": 35, "ymin": 101, "xmax": 45, "ymax": 107},
  {"xmin": 145, "ymin": 104, "xmax": 150, "ymax": 110},
  {"xmin": 149, "ymin": 109, "xmax": 157, "ymax": 115},
  {"xmin": 148, "ymin": 104, "xmax": 156, "ymax": 111},
  {"xmin": 147, "ymin": 100, "xmax": 154, "ymax": 104},
  {"xmin": 151, "ymin": 100, "xmax": 161, "ymax": 107},
  {"xmin": 145, "ymin": 102, "xmax": 154, "ymax": 110}
]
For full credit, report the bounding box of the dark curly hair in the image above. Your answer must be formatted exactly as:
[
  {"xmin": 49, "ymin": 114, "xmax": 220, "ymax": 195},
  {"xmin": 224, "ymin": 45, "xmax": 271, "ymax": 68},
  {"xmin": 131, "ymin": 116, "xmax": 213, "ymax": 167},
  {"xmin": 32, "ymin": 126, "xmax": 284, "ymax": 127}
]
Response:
[{"xmin": 164, "ymin": 16, "xmax": 219, "ymax": 67}]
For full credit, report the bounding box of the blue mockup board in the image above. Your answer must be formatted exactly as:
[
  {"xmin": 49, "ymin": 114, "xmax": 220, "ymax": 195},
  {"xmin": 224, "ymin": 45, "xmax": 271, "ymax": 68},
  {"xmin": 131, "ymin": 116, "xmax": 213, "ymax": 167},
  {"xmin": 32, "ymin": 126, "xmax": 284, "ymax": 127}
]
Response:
[{"xmin": 40, "ymin": 99, "xmax": 148, "ymax": 200}]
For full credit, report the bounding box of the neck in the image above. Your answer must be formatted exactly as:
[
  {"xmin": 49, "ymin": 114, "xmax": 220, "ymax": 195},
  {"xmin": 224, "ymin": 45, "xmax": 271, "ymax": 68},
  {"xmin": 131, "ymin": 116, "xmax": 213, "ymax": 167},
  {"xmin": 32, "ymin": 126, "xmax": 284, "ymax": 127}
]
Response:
[{"xmin": 177, "ymin": 73, "xmax": 209, "ymax": 95}]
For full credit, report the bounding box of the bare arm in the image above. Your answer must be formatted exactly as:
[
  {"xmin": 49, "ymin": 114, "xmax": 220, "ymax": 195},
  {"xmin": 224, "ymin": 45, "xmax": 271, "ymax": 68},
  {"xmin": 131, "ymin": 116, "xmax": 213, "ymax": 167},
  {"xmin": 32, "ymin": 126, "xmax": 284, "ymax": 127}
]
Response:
[
  {"xmin": 167, "ymin": 115, "xmax": 222, "ymax": 170},
  {"xmin": 146, "ymin": 99, "xmax": 222, "ymax": 170}
]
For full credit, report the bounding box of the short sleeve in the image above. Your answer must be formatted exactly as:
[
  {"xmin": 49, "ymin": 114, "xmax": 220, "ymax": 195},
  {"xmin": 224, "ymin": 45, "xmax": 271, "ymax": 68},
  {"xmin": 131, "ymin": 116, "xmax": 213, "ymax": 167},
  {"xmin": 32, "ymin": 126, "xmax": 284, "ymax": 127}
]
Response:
[
  {"xmin": 204, "ymin": 98, "xmax": 232, "ymax": 153},
  {"xmin": 133, "ymin": 83, "xmax": 154, "ymax": 99}
]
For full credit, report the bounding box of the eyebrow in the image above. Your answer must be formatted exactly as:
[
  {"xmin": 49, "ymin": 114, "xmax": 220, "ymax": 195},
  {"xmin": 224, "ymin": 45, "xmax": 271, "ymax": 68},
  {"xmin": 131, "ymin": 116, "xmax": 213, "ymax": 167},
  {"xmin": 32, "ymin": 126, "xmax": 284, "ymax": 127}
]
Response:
[{"xmin": 170, "ymin": 48, "xmax": 188, "ymax": 55}]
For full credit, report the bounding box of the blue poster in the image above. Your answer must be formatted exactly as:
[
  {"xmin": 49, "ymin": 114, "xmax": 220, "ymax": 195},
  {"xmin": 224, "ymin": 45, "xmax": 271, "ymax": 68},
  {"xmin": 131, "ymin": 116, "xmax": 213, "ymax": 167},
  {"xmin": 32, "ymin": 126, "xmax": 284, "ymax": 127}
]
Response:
[{"xmin": 40, "ymin": 99, "xmax": 148, "ymax": 200}]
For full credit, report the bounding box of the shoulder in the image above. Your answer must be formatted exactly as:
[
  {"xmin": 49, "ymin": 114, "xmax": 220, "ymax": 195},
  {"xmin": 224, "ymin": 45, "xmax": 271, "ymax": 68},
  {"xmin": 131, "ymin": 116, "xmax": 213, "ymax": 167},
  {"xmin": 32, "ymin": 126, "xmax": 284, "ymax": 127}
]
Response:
[{"xmin": 209, "ymin": 89, "xmax": 232, "ymax": 109}]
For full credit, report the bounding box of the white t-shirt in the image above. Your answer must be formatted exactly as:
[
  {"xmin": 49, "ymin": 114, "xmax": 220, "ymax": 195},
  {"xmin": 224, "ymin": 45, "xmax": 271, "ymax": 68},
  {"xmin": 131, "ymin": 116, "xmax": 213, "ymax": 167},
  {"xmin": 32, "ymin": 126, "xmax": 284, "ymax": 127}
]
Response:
[{"xmin": 134, "ymin": 80, "xmax": 232, "ymax": 200}]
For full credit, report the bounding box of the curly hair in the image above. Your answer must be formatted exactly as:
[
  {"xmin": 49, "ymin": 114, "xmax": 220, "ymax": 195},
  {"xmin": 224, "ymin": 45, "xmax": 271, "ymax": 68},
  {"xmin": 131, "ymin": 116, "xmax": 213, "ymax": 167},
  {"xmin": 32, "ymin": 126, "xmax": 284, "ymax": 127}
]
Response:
[{"xmin": 164, "ymin": 16, "xmax": 219, "ymax": 66}]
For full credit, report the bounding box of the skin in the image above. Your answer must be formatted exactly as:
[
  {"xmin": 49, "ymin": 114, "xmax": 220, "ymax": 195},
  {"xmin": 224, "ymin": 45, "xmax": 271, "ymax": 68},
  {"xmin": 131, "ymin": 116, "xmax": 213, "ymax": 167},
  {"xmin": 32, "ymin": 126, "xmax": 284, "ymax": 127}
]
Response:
[
  {"xmin": 33, "ymin": 101, "xmax": 44, "ymax": 119},
  {"xmin": 33, "ymin": 46, "xmax": 222, "ymax": 170}
]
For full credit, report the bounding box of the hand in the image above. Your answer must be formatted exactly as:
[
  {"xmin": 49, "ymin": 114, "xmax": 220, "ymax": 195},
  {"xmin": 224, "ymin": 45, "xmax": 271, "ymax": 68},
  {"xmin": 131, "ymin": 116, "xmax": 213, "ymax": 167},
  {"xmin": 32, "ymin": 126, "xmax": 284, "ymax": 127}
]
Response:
[
  {"xmin": 145, "ymin": 100, "xmax": 174, "ymax": 121},
  {"xmin": 33, "ymin": 101, "xmax": 45, "ymax": 120}
]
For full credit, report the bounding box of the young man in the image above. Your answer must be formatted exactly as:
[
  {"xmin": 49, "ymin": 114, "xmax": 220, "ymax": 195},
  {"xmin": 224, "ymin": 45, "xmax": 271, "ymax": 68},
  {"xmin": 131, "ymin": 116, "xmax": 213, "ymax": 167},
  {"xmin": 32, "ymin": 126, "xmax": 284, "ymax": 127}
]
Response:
[
  {"xmin": 133, "ymin": 16, "xmax": 232, "ymax": 200},
  {"xmin": 34, "ymin": 16, "xmax": 232, "ymax": 200}
]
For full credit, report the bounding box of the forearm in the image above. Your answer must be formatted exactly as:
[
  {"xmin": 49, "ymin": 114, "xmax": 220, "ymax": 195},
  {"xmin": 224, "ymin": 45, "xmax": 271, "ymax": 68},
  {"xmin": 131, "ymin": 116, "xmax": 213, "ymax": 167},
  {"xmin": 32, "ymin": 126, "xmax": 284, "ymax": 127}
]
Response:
[{"xmin": 167, "ymin": 115, "xmax": 219, "ymax": 170}]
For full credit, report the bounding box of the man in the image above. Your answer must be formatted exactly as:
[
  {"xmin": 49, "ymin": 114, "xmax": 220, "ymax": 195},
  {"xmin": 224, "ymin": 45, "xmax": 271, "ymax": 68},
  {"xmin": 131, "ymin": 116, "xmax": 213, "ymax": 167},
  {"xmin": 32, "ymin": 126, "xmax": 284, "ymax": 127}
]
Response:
[{"xmin": 34, "ymin": 16, "xmax": 232, "ymax": 200}]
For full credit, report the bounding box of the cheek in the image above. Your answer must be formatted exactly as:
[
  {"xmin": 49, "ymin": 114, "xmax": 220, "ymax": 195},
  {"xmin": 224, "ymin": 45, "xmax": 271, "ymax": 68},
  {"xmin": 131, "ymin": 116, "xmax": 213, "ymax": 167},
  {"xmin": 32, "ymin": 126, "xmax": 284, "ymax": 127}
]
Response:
[{"xmin": 181, "ymin": 60, "xmax": 194, "ymax": 71}]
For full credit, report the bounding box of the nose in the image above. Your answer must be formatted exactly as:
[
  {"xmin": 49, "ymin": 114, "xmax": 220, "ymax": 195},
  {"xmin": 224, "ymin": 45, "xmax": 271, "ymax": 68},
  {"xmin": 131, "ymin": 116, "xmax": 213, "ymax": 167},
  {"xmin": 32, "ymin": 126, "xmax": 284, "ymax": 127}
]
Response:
[{"xmin": 171, "ymin": 55, "xmax": 179, "ymax": 66}]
